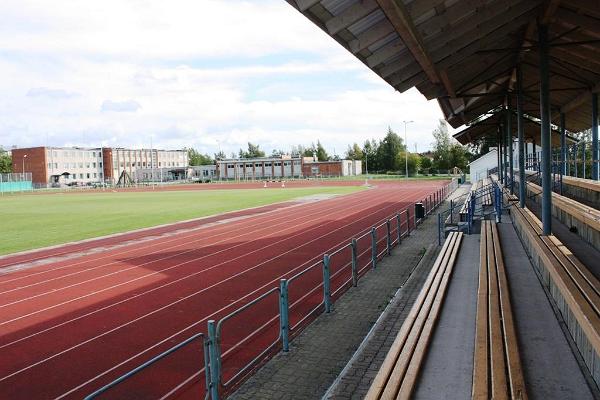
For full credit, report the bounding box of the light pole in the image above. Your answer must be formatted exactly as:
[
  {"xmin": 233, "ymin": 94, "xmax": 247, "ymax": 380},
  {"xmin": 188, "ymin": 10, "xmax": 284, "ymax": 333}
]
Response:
[
  {"xmin": 22, "ymin": 154, "xmax": 28, "ymax": 181},
  {"xmin": 403, "ymin": 120, "xmax": 414, "ymax": 178},
  {"xmin": 363, "ymin": 150, "xmax": 368, "ymax": 184}
]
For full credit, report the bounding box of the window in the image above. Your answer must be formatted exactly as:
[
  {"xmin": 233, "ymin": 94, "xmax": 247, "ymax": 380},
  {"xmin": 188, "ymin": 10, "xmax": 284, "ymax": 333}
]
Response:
[
  {"xmin": 48, "ymin": 163, "xmax": 52, "ymax": 169},
  {"xmin": 92, "ymin": 152, "xmax": 96, "ymax": 157},
  {"xmin": 54, "ymin": 163, "xmax": 58, "ymax": 169},
  {"xmin": 274, "ymin": 162, "xmax": 282, "ymax": 167},
  {"xmin": 246, "ymin": 164, "xmax": 252, "ymax": 168},
  {"xmin": 92, "ymin": 162, "xmax": 96, "ymax": 168},
  {"xmin": 86, "ymin": 163, "xmax": 90, "ymax": 168},
  {"xmin": 227, "ymin": 165, "xmax": 234, "ymax": 169},
  {"xmin": 93, "ymin": 173, "xmax": 97, "ymax": 178},
  {"xmin": 80, "ymin": 173, "xmax": 84, "ymax": 179},
  {"xmin": 87, "ymin": 173, "xmax": 90, "ymax": 179},
  {"xmin": 255, "ymin": 163, "xmax": 261, "ymax": 167},
  {"xmin": 284, "ymin": 161, "xmax": 291, "ymax": 166},
  {"xmin": 79, "ymin": 163, "xmax": 83, "ymax": 168},
  {"xmin": 99, "ymin": 162, "xmax": 102, "ymax": 168},
  {"xmin": 265, "ymin": 162, "xmax": 272, "ymax": 167}
]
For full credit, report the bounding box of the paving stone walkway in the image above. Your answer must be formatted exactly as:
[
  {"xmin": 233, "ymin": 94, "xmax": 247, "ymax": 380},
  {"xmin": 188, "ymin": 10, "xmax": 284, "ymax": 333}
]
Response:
[{"xmin": 230, "ymin": 185, "xmax": 470, "ymax": 400}]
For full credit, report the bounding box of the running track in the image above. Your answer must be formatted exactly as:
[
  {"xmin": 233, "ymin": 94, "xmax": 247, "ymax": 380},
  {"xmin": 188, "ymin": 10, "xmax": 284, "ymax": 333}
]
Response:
[{"xmin": 0, "ymin": 180, "xmax": 447, "ymax": 399}]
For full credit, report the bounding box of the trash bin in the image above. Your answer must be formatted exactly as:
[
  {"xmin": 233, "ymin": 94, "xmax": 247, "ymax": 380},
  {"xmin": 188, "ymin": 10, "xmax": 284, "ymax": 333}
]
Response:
[{"xmin": 415, "ymin": 202, "xmax": 425, "ymax": 219}]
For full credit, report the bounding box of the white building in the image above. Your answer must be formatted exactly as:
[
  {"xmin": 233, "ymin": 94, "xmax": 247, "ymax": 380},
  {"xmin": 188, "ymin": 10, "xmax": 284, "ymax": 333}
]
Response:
[
  {"xmin": 468, "ymin": 148, "xmax": 498, "ymax": 182},
  {"xmin": 216, "ymin": 155, "xmax": 303, "ymax": 180}
]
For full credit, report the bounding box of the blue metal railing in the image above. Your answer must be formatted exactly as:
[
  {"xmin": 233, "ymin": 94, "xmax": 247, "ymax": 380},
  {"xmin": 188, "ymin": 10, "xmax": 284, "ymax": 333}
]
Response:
[
  {"xmin": 84, "ymin": 179, "xmax": 458, "ymax": 400},
  {"xmin": 84, "ymin": 332, "xmax": 210, "ymax": 400}
]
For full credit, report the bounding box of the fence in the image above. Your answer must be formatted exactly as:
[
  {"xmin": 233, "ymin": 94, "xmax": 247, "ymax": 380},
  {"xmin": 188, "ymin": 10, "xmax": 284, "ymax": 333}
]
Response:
[
  {"xmin": 84, "ymin": 178, "xmax": 458, "ymax": 400},
  {"xmin": 0, "ymin": 172, "xmax": 33, "ymax": 194}
]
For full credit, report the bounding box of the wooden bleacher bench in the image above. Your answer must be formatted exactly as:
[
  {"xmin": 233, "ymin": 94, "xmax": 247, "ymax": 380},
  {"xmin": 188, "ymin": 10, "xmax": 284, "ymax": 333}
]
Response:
[
  {"xmin": 366, "ymin": 232, "xmax": 463, "ymax": 400},
  {"xmin": 525, "ymin": 181, "xmax": 600, "ymax": 233},
  {"xmin": 459, "ymin": 192, "xmax": 471, "ymax": 222},
  {"xmin": 509, "ymin": 199, "xmax": 600, "ymax": 386},
  {"xmin": 473, "ymin": 221, "xmax": 527, "ymax": 399}
]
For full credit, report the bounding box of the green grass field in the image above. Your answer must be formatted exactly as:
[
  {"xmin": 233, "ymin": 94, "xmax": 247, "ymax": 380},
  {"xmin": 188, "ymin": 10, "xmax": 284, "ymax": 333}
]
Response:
[{"xmin": 0, "ymin": 186, "xmax": 362, "ymax": 256}]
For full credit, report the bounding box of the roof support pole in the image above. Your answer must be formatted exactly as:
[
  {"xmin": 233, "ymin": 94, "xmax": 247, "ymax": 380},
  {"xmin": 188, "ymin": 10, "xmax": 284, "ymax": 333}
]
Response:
[
  {"xmin": 593, "ymin": 92, "xmax": 598, "ymax": 181},
  {"xmin": 497, "ymin": 130, "xmax": 501, "ymax": 179},
  {"xmin": 539, "ymin": 23, "xmax": 552, "ymax": 235},
  {"xmin": 507, "ymin": 94, "xmax": 514, "ymax": 194},
  {"xmin": 498, "ymin": 127, "xmax": 503, "ymax": 183},
  {"xmin": 517, "ymin": 65, "xmax": 526, "ymax": 208},
  {"xmin": 560, "ymin": 113, "xmax": 565, "ymax": 194}
]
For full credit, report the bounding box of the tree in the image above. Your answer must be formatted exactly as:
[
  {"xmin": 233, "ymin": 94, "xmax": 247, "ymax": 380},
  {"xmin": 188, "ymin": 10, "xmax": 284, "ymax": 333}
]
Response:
[
  {"xmin": 0, "ymin": 147, "xmax": 11, "ymax": 173},
  {"xmin": 363, "ymin": 139, "xmax": 379, "ymax": 172},
  {"xmin": 345, "ymin": 143, "xmax": 363, "ymax": 160},
  {"xmin": 270, "ymin": 149, "xmax": 285, "ymax": 157},
  {"xmin": 187, "ymin": 148, "xmax": 214, "ymax": 166},
  {"xmin": 239, "ymin": 142, "xmax": 265, "ymax": 158},
  {"xmin": 315, "ymin": 140, "xmax": 328, "ymax": 161},
  {"xmin": 419, "ymin": 155, "xmax": 432, "ymax": 174},
  {"xmin": 214, "ymin": 150, "xmax": 226, "ymax": 160},
  {"xmin": 378, "ymin": 127, "xmax": 405, "ymax": 171},
  {"xmin": 396, "ymin": 151, "xmax": 420, "ymax": 176},
  {"xmin": 431, "ymin": 119, "xmax": 451, "ymax": 171}
]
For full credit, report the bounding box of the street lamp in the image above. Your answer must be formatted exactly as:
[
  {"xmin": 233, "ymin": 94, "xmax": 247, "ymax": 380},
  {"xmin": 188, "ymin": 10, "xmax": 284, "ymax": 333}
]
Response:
[
  {"xmin": 22, "ymin": 154, "xmax": 28, "ymax": 181},
  {"xmin": 363, "ymin": 149, "xmax": 369, "ymax": 184},
  {"xmin": 403, "ymin": 120, "xmax": 414, "ymax": 178}
]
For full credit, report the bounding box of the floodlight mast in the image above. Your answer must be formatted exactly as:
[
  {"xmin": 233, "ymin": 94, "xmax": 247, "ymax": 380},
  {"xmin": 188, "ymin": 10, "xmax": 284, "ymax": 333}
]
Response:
[{"xmin": 403, "ymin": 120, "xmax": 414, "ymax": 179}]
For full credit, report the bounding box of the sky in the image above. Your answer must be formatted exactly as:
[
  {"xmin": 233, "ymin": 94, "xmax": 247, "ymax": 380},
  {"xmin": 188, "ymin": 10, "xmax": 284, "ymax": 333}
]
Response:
[{"xmin": 0, "ymin": 0, "xmax": 454, "ymax": 157}]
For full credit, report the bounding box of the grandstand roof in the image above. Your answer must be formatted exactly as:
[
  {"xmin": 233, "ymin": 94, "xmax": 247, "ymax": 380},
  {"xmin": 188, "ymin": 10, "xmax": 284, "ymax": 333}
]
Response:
[{"xmin": 287, "ymin": 0, "xmax": 600, "ymax": 136}]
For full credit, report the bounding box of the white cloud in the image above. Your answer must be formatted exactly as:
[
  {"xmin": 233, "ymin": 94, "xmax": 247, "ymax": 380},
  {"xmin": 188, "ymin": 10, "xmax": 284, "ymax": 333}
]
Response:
[
  {"xmin": 0, "ymin": 0, "xmax": 451, "ymax": 155},
  {"xmin": 101, "ymin": 100, "xmax": 141, "ymax": 113}
]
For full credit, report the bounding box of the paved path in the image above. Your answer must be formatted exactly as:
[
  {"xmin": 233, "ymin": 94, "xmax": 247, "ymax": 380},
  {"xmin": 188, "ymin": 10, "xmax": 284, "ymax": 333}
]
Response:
[{"xmin": 230, "ymin": 184, "xmax": 471, "ymax": 400}]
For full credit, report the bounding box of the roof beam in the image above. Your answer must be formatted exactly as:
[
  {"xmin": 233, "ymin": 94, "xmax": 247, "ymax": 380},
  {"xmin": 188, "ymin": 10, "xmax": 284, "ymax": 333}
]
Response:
[
  {"xmin": 348, "ymin": 19, "xmax": 395, "ymax": 53},
  {"xmin": 375, "ymin": 0, "xmax": 439, "ymax": 83},
  {"xmin": 365, "ymin": 38, "xmax": 406, "ymax": 67},
  {"xmin": 560, "ymin": 82, "xmax": 600, "ymax": 114},
  {"xmin": 295, "ymin": 0, "xmax": 320, "ymax": 12},
  {"xmin": 326, "ymin": 0, "xmax": 379, "ymax": 36},
  {"xmin": 375, "ymin": 0, "xmax": 447, "ymax": 93}
]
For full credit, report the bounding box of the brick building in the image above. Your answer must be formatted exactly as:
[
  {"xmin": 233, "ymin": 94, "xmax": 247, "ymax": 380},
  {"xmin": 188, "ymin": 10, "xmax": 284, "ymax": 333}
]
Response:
[
  {"xmin": 302, "ymin": 158, "xmax": 362, "ymax": 177},
  {"xmin": 12, "ymin": 146, "xmax": 187, "ymax": 186}
]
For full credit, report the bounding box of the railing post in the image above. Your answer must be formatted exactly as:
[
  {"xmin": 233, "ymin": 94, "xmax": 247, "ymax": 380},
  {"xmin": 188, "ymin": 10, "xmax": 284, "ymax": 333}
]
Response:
[
  {"xmin": 279, "ymin": 279, "xmax": 290, "ymax": 352},
  {"xmin": 207, "ymin": 320, "xmax": 220, "ymax": 400},
  {"xmin": 351, "ymin": 239, "xmax": 358, "ymax": 287},
  {"xmin": 450, "ymin": 199, "xmax": 454, "ymax": 224},
  {"xmin": 386, "ymin": 219, "xmax": 391, "ymax": 255},
  {"xmin": 437, "ymin": 212, "xmax": 442, "ymax": 246},
  {"xmin": 323, "ymin": 254, "xmax": 331, "ymax": 313},
  {"xmin": 371, "ymin": 227, "xmax": 377, "ymax": 269},
  {"xmin": 396, "ymin": 213, "xmax": 402, "ymax": 244},
  {"xmin": 407, "ymin": 207, "xmax": 412, "ymax": 233}
]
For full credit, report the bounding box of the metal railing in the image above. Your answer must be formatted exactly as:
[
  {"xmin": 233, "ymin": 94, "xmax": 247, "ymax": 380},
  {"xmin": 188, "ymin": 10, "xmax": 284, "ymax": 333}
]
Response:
[
  {"xmin": 84, "ymin": 333, "xmax": 210, "ymax": 400},
  {"xmin": 84, "ymin": 179, "xmax": 458, "ymax": 400}
]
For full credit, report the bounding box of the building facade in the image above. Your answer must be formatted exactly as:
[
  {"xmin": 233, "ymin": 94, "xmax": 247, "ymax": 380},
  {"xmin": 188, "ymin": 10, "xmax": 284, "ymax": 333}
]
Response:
[
  {"xmin": 216, "ymin": 155, "xmax": 303, "ymax": 180},
  {"xmin": 12, "ymin": 146, "xmax": 188, "ymax": 186},
  {"xmin": 302, "ymin": 158, "xmax": 362, "ymax": 177}
]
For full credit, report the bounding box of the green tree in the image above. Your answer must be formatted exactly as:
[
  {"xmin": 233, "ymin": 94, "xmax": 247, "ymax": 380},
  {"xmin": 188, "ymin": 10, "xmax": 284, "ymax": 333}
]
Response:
[
  {"xmin": 377, "ymin": 127, "xmax": 405, "ymax": 171},
  {"xmin": 187, "ymin": 148, "xmax": 213, "ymax": 166},
  {"xmin": 449, "ymin": 144, "xmax": 470, "ymax": 170},
  {"xmin": 214, "ymin": 150, "xmax": 226, "ymax": 160},
  {"xmin": 0, "ymin": 147, "xmax": 11, "ymax": 173},
  {"xmin": 315, "ymin": 140, "xmax": 329, "ymax": 161},
  {"xmin": 363, "ymin": 139, "xmax": 379, "ymax": 172},
  {"xmin": 345, "ymin": 143, "xmax": 363, "ymax": 160},
  {"xmin": 396, "ymin": 151, "xmax": 420, "ymax": 176},
  {"xmin": 419, "ymin": 155, "xmax": 432, "ymax": 174},
  {"xmin": 431, "ymin": 119, "xmax": 451, "ymax": 171},
  {"xmin": 239, "ymin": 142, "xmax": 265, "ymax": 158}
]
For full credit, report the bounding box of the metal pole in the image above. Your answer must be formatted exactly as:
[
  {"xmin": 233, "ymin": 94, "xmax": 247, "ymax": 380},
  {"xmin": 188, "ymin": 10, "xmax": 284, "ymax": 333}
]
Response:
[
  {"xmin": 351, "ymin": 239, "xmax": 358, "ymax": 287},
  {"xmin": 583, "ymin": 141, "xmax": 587, "ymax": 178},
  {"xmin": 593, "ymin": 93, "xmax": 599, "ymax": 180},
  {"xmin": 279, "ymin": 279, "xmax": 289, "ymax": 352},
  {"xmin": 396, "ymin": 213, "xmax": 402, "ymax": 244},
  {"xmin": 323, "ymin": 254, "xmax": 331, "ymax": 313},
  {"xmin": 437, "ymin": 213, "xmax": 442, "ymax": 246},
  {"xmin": 498, "ymin": 128, "xmax": 504, "ymax": 183},
  {"xmin": 371, "ymin": 227, "xmax": 377, "ymax": 269},
  {"xmin": 539, "ymin": 23, "xmax": 552, "ymax": 235},
  {"xmin": 207, "ymin": 320, "xmax": 220, "ymax": 400},
  {"xmin": 517, "ymin": 65, "xmax": 526, "ymax": 208},
  {"xmin": 386, "ymin": 219, "xmax": 391, "ymax": 255},
  {"xmin": 403, "ymin": 120, "xmax": 413, "ymax": 179},
  {"xmin": 574, "ymin": 143, "xmax": 578, "ymax": 177},
  {"xmin": 507, "ymin": 94, "xmax": 514, "ymax": 194}
]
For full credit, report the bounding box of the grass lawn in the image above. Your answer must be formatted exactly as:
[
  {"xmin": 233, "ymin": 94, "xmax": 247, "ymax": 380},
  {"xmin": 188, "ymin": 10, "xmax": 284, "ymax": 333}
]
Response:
[{"xmin": 0, "ymin": 186, "xmax": 362, "ymax": 256}]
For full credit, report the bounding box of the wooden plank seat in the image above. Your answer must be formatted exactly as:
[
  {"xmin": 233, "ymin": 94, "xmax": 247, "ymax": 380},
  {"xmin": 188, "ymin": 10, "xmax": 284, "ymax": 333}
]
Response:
[
  {"xmin": 459, "ymin": 192, "xmax": 472, "ymax": 223},
  {"xmin": 509, "ymin": 200, "xmax": 600, "ymax": 386},
  {"xmin": 473, "ymin": 221, "xmax": 527, "ymax": 399},
  {"xmin": 366, "ymin": 232, "xmax": 464, "ymax": 400},
  {"xmin": 524, "ymin": 181, "xmax": 600, "ymax": 232}
]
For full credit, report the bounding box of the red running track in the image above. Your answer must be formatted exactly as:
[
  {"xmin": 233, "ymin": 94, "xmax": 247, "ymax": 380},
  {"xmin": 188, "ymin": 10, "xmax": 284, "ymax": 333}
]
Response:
[{"xmin": 0, "ymin": 180, "xmax": 447, "ymax": 399}]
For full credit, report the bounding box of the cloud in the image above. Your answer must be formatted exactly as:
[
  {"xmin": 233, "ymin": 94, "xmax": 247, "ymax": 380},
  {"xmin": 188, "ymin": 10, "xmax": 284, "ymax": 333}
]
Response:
[
  {"xmin": 0, "ymin": 0, "xmax": 453, "ymax": 155},
  {"xmin": 26, "ymin": 87, "xmax": 78, "ymax": 99},
  {"xmin": 101, "ymin": 99, "xmax": 141, "ymax": 113}
]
